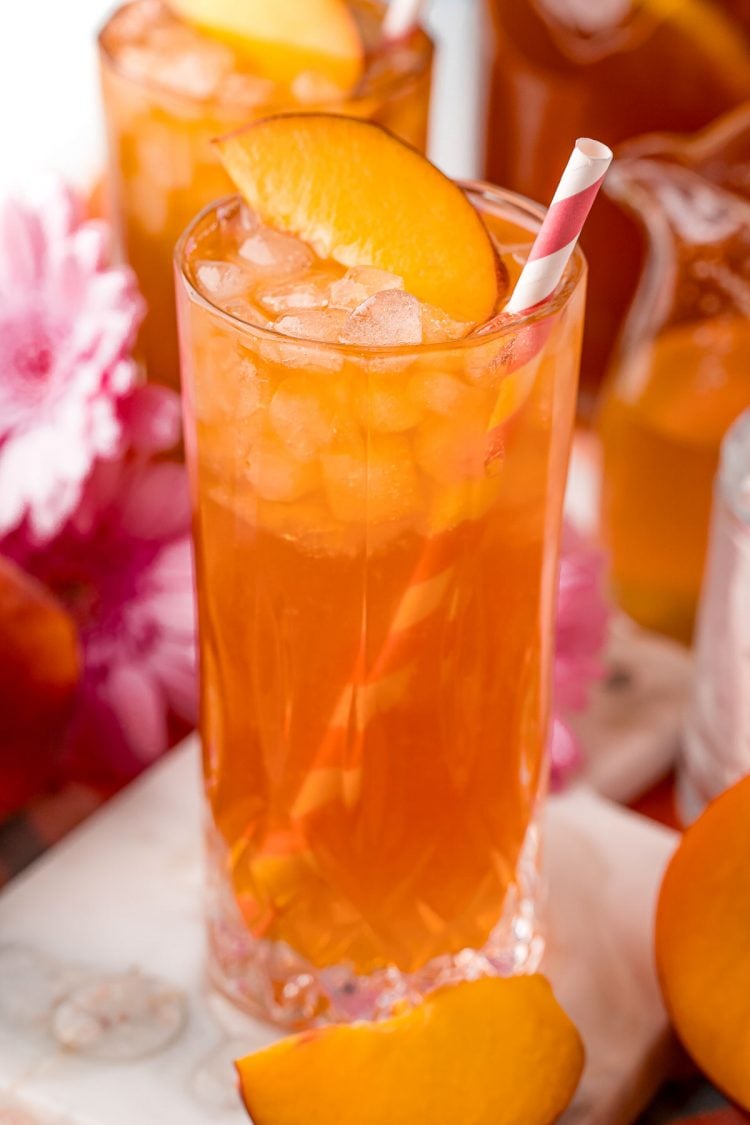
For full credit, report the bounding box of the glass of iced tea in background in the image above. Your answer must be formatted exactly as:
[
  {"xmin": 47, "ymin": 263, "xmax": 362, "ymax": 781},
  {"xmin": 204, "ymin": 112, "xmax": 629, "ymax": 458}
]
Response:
[
  {"xmin": 175, "ymin": 176, "xmax": 585, "ymax": 1027},
  {"xmin": 99, "ymin": 0, "xmax": 432, "ymax": 390},
  {"xmin": 599, "ymin": 105, "xmax": 750, "ymax": 643},
  {"xmin": 484, "ymin": 0, "xmax": 750, "ymax": 411}
]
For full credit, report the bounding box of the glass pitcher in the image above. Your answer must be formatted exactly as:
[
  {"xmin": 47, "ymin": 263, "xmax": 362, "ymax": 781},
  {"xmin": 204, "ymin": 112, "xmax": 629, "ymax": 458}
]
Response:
[
  {"xmin": 599, "ymin": 103, "xmax": 750, "ymax": 643},
  {"xmin": 484, "ymin": 0, "xmax": 750, "ymax": 410}
]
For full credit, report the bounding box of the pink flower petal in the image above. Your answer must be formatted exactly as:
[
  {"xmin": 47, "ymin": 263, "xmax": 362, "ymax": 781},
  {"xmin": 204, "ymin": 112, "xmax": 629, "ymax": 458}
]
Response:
[
  {"xmin": 0, "ymin": 200, "xmax": 47, "ymax": 289},
  {"xmin": 146, "ymin": 539, "xmax": 194, "ymax": 590},
  {"xmin": 0, "ymin": 178, "xmax": 145, "ymax": 542},
  {"xmin": 118, "ymin": 463, "xmax": 191, "ymax": 541},
  {"xmin": 102, "ymin": 662, "xmax": 168, "ymax": 764},
  {"xmin": 549, "ymin": 716, "xmax": 584, "ymax": 792},
  {"xmin": 554, "ymin": 524, "xmax": 609, "ymax": 717},
  {"xmin": 151, "ymin": 654, "xmax": 197, "ymax": 723},
  {"xmin": 119, "ymin": 385, "xmax": 182, "ymax": 455}
]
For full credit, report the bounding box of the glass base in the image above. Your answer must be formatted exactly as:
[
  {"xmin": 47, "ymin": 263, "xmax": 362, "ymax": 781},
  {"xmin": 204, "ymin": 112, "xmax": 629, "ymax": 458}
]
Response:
[{"xmin": 205, "ymin": 821, "xmax": 544, "ymax": 1030}]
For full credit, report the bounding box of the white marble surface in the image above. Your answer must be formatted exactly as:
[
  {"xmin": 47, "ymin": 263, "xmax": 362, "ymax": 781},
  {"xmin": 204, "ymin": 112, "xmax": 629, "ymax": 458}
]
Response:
[{"xmin": 0, "ymin": 739, "xmax": 678, "ymax": 1124}]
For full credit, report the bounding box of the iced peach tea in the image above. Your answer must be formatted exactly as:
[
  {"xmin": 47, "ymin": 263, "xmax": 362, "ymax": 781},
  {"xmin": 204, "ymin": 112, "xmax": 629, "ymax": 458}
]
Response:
[
  {"xmin": 99, "ymin": 0, "xmax": 432, "ymax": 388},
  {"xmin": 177, "ymin": 183, "xmax": 585, "ymax": 1026}
]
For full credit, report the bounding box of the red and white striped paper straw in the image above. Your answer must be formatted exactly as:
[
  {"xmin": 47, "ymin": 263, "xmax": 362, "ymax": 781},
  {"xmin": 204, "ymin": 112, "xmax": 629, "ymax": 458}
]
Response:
[
  {"xmin": 505, "ymin": 138, "xmax": 612, "ymax": 315},
  {"xmin": 291, "ymin": 139, "xmax": 612, "ymax": 822},
  {"xmin": 382, "ymin": 0, "xmax": 425, "ymax": 40},
  {"xmin": 291, "ymin": 530, "xmax": 459, "ymax": 819}
]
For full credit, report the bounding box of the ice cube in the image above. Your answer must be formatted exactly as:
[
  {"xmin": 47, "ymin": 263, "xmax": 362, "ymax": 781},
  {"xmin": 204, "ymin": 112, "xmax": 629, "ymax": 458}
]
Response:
[
  {"xmin": 463, "ymin": 339, "xmax": 507, "ymax": 390},
  {"xmin": 420, "ymin": 303, "xmax": 472, "ymax": 344},
  {"xmin": 270, "ymin": 374, "xmax": 338, "ymax": 460},
  {"xmin": 330, "ymin": 267, "xmax": 405, "ymax": 310},
  {"xmin": 413, "ymin": 404, "xmax": 490, "ymax": 484},
  {"xmin": 276, "ymin": 308, "xmax": 349, "ymax": 343},
  {"xmin": 339, "ymin": 291, "xmax": 423, "ymax": 347},
  {"xmin": 408, "ymin": 371, "xmax": 473, "ymax": 416},
  {"xmin": 217, "ymin": 198, "xmax": 259, "ymax": 240},
  {"xmin": 194, "ymin": 338, "xmax": 265, "ymax": 425},
  {"xmin": 196, "ymin": 260, "xmax": 254, "ymax": 301},
  {"xmin": 322, "ymin": 434, "xmax": 421, "ymax": 524},
  {"xmin": 355, "ymin": 371, "xmax": 424, "ymax": 433},
  {"xmin": 111, "ymin": 0, "xmax": 165, "ymax": 44},
  {"xmin": 260, "ymin": 337, "xmax": 345, "ymax": 374},
  {"xmin": 259, "ymin": 274, "xmax": 335, "ymax": 314},
  {"xmin": 117, "ymin": 45, "xmax": 163, "ymax": 84},
  {"xmin": 217, "ymin": 72, "xmax": 277, "ymax": 107},
  {"xmin": 246, "ymin": 431, "xmax": 320, "ymax": 502},
  {"xmin": 221, "ymin": 295, "xmax": 269, "ymax": 328},
  {"xmin": 291, "ymin": 71, "xmax": 348, "ymax": 104},
  {"xmin": 150, "ymin": 41, "xmax": 234, "ymax": 100},
  {"xmin": 239, "ymin": 228, "xmax": 313, "ymax": 277}
]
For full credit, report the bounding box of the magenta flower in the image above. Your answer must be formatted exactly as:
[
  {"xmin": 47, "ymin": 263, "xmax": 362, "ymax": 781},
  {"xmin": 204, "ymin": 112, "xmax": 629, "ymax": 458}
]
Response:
[
  {"xmin": 550, "ymin": 525, "xmax": 610, "ymax": 789},
  {"xmin": 0, "ymin": 180, "xmax": 144, "ymax": 544},
  {"xmin": 2, "ymin": 386, "xmax": 197, "ymax": 789}
]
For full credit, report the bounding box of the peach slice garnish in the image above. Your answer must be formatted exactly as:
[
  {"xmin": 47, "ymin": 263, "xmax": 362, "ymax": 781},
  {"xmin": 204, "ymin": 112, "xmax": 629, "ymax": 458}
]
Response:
[
  {"xmin": 216, "ymin": 115, "xmax": 504, "ymax": 325},
  {"xmin": 169, "ymin": 0, "xmax": 364, "ymax": 93},
  {"xmin": 235, "ymin": 975, "xmax": 583, "ymax": 1124},
  {"xmin": 655, "ymin": 774, "xmax": 750, "ymax": 1110}
]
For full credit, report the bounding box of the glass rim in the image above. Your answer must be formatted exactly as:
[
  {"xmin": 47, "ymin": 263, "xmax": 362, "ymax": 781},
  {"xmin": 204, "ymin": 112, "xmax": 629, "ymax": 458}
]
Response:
[
  {"xmin": 98, "ymin": 0, "xmax": 433, "ymax": 115},
  {"xmin": 174, "ymin": 181, "xmax": 587, "ymax": 357}
]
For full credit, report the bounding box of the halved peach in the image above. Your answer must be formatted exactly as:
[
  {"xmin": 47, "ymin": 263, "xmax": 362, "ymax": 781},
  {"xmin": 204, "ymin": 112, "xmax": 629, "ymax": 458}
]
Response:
[
  {"xmin": 216, "ymin": 115, "xmax": 504, "ymax": 325},
  {"xmin": 0, "ymin": 557, "xmax": 80, "ymax": 816},
  {"xmin": 170, "ymin": 0, "xmax": 364, "ymax": 93},
  {"xmin": 236, "ymin": 975, "xmax": 584, "ymax": 1124},
  {"xmin": 655, "ymin": 774, "xmax": 750, "ymax": 1109}
]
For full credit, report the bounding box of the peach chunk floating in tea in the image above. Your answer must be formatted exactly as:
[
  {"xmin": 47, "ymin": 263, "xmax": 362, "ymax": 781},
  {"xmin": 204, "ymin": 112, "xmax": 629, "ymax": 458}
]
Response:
[
  {"xmin": 235, "ymin": 976, "xmax": 585, "ymax": 1125},
  {"xmin": 656, "ymin": 774, "xmax": 750, "ymax": 1111},
  {"xmin": 215, "ymin": 114, "xmax": 505, "ymax": 325},
  {"xmin": 168, "ymin": 0, "xmax": 364, "ymax": 93}
]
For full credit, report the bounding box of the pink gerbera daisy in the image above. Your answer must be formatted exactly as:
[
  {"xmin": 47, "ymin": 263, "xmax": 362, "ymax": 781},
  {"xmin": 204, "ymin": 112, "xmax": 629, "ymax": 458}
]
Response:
[
  {"xmin": 3, "ymin": 386, "xmax": 197, "ymax": 790},
  {"xmin": 550, "ymin": 525, "xmax": 610, "ymax": 789},
  {"xmin": 0, "ymin": 180, "xmax": 144, "ymax": 543}
]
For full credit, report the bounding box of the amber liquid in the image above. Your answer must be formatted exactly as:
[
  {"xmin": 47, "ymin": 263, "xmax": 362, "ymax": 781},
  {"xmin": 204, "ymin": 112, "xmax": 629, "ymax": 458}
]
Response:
[
  {"xmin": 178, "ymin": 194, "xmax": 584, "ymax": 1008},
  {"xmin": 99, "ymin": 0, "xmax": 433, "ymax": 390},
  {"xmin": 485, "ymin": 0, "xmax": 750, "ymax": 407},
  {"xmin": 600, "ymin": 317, "xmax": 750, "ymax": 642}
]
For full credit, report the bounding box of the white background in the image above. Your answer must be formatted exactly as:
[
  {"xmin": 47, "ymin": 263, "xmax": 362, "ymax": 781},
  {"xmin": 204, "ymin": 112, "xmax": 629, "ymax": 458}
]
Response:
[{"xmin": 0, "ymin": 0, "xmax": 488, "ymax": 197}]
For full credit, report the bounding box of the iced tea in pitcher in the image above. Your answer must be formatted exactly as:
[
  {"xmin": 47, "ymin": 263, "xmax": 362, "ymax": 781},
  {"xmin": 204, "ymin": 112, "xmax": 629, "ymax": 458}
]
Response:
[
  {"xmin": 599, "ymin": 106, "xmax": 750, "ymax": 641},
  {"xmin": 485, "ymin": 0, "xmax": 750, "ymax": 406}
]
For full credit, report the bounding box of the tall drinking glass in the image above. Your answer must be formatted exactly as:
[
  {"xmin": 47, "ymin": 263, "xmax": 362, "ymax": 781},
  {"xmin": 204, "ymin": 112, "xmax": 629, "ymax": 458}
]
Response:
[
  {"xmin": 99, "ymin": 0, "xmax": 433, "ymax": 390},
  {"xmin": 176, "ymin": 186, "xmax": 586, "ymax": 1028}
]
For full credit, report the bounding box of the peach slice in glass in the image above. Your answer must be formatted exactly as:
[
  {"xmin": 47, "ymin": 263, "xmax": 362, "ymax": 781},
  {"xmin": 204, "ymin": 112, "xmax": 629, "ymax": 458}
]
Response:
[
  {"xmin": 216, "ymin": 114, "xmax": 505, "ymax": 325},
  {"xmin": 235, "ymin": 975, "xmax": 584, "ymax": 1125},
  {"xmin": 169, "ymin": 0, "xmax": 364, "ymax": 92}
]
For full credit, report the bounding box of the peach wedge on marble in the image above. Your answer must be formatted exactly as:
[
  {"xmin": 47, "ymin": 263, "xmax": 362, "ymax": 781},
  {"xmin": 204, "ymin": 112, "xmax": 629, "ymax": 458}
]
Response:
[{"xmin": 236, "ymin": 975, "xmax": 584, "ymax": 1124}]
